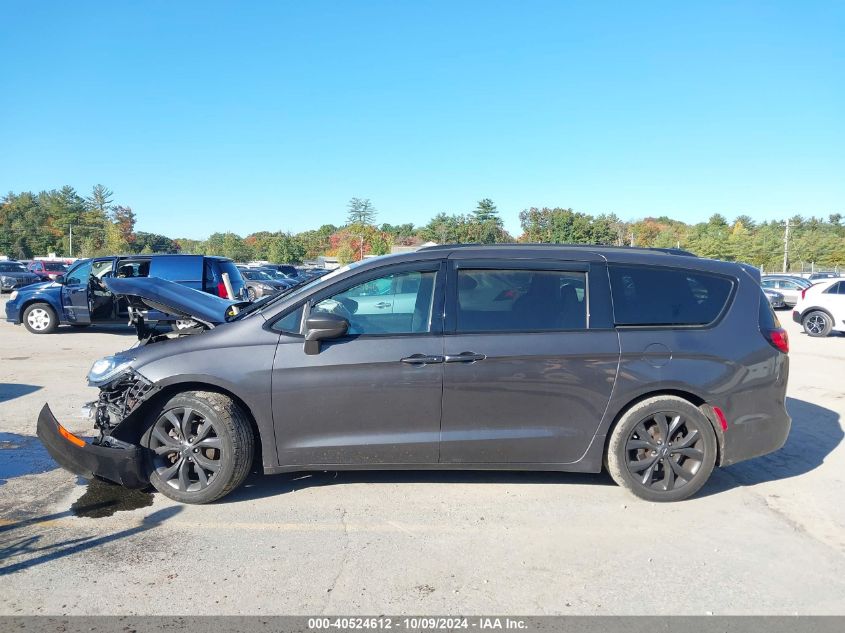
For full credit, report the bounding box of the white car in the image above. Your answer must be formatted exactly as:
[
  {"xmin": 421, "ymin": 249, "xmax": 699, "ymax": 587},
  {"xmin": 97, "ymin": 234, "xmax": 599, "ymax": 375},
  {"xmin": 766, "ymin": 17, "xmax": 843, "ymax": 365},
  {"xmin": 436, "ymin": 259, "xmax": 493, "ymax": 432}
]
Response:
[{"xmin": 792, "ymin": 279, "xmax": 845, "ymax": 337}]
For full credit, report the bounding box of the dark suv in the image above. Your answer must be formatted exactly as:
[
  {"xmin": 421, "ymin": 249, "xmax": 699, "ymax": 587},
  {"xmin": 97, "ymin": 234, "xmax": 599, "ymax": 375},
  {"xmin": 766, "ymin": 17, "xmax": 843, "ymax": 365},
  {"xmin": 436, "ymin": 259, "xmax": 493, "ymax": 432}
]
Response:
[{"xmin": 37, "ymin": 245, "xmax": 790, "ymax": 504}]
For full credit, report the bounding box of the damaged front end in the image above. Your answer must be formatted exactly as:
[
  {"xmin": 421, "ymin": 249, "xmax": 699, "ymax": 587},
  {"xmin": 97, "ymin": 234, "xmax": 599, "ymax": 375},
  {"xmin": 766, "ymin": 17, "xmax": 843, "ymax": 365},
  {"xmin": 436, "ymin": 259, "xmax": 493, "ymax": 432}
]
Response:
[
  {"xmin": 38, "ymin": 277, "xmax": 241, "ymax": 487},
  {"xmin": 37, "ymin": 368, "xmax": 161, "ymax": 489}
]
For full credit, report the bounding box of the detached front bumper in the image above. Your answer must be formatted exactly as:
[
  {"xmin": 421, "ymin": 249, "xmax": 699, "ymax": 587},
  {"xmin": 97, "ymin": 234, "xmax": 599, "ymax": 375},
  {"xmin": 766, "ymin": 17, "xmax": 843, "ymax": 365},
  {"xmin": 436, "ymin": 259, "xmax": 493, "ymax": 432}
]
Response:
[{"xmin": 36, "ymin": 404, "xmax": 148, "ymax": 489}]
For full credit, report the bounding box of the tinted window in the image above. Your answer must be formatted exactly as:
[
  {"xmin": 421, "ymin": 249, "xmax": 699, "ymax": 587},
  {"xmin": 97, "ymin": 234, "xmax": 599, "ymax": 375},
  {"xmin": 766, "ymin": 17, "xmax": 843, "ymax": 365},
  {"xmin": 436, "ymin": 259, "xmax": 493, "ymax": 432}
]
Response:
[
  {"xmin": 43, "ymin": 262, "xmax": 66, "ymax": 271},
  {"xmin": 609, "ymin": 265, "xmax": 733, "ymax": 326},
  {"xmin": 0, "ymin": 263, "xmax": 26, "ymax": 272},
  {"xmin": 65, "ymin": 260, "xmax": 92, "ymax": 285},
  {"xmin": 313, "ymin": 269, "xmax": 437, "ymax": 335},
  {"xmin": 149, "ymin": 256, "xmax": 200, "ymax": 282},
  {"xmin": 824, "ymin": 281, "xmax": 844, "ymax": 295},
  {"xmin": 456, "ymin": 269, "xmax": 586, "ymax": 332},
  {"xmin": 759, "ymin": 290, "xmax": 781, "ymax": 330}
]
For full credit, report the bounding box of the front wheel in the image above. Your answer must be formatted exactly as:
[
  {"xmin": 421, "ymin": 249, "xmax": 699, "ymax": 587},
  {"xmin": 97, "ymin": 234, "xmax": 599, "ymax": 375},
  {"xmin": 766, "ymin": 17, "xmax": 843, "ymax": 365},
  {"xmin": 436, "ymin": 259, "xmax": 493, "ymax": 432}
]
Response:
[
  {"xmin": 606, "ymin": 396, "xmax": 717, "ymax": 502},
  {"xmin": 22, "ymin": 303, "xmax": 58, "ymax": 334},
  {"xmin": 802, "ymin": 310, "xmax": 832, "ymax": 337},
  {"xmin": 142, "ymin": 391, "xmax": 254, "ymax": 504}
]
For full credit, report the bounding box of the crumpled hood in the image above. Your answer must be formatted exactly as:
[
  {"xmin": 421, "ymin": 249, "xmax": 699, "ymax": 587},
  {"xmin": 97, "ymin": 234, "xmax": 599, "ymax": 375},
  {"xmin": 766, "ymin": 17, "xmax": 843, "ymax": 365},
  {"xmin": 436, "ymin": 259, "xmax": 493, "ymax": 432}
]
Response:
[{"xmin": 103, "ymin": 277, "xmax": 239, "ymax": 326}]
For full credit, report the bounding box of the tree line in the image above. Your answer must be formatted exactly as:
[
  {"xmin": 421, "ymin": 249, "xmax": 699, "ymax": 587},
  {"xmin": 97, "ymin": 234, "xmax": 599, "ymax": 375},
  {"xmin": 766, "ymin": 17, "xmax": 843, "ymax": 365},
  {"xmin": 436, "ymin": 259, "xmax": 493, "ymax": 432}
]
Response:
[{"xmin": 2, "ymin": 186, "xmax": 843, "ymax": 271}]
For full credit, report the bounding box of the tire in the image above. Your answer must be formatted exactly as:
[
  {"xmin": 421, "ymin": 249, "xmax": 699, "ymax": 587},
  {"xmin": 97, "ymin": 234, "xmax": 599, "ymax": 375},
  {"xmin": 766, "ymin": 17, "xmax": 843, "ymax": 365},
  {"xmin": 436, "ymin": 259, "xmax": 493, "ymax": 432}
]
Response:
[
  {"xmin": 141, "ymin": 391, "xmax": 254, "ymax": 504},
  {"xmin": 606, "ymin": 396, "xmax": 717, "ymax": 502},
  {"xmin": 802, "ymin": 310, "xmax": 833, "ymax": 337},
  {"xmin": 22, "ymin": 303, "xmax": 58, "ymax": 334},
  {"xmin": 247, "ymin": 287, "xmax": 257, "ymax": 301}
]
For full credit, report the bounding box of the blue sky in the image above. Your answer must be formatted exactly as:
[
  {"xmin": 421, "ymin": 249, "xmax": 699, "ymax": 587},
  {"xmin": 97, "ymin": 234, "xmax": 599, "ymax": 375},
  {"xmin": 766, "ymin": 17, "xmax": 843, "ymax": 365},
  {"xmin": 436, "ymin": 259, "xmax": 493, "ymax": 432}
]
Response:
[{"xmin": 1, "ymin": 1, "xmax": 842, "ymax": 238}]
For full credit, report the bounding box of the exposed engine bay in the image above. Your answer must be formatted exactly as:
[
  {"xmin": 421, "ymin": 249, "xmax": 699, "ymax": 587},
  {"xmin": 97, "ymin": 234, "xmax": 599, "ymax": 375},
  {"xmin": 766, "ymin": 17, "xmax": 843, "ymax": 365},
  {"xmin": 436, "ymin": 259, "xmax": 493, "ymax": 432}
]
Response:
[{"xmin": 85, "ymin": 369, "xmax": 161, "ymax": 446}]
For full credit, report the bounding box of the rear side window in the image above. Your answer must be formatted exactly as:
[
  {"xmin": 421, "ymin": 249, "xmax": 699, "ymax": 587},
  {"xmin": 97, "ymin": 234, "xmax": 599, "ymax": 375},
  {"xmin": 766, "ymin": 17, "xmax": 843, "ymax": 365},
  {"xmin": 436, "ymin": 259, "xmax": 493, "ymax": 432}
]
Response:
[
  {"xmin": 824, "ymin": 281, "xmax": 845, "ymax": 295},
  {"xmin": 609, "ymin": 265, "xmax": 733, "ymax": 326},
  {"xmin": 456, "ymin": 269, "xmax": 587, "ymax": 332},
  {"xmin": 150, "ymin": 257, "xmax": 187, "ymax": 281}
]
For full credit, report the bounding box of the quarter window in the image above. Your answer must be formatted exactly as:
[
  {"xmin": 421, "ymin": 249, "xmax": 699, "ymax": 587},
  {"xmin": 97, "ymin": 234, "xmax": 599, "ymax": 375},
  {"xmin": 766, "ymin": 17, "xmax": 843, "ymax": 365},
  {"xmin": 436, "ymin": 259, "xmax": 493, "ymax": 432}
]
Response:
[
  {"xmin": 609, "ymin": 265, "xmax": 733, "ymax": 326},
  {"xmin": 456, "ymin": 269, "xmax": 587, "ymax": 332},
  {"xmin": 312, "ymin": 270, "xmax": 437, "ymax": 335},
  {"xmin": 274, "ymin": 305, "xmax": 304, "ymax": 334}
]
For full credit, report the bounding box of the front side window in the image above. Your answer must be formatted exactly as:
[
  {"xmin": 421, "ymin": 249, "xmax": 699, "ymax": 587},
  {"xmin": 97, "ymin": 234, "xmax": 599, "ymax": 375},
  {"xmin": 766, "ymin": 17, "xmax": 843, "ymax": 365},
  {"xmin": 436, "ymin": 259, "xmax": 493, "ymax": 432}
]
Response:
[
  {"xmin": 609, "ymin": 265, "xmax": 734, "ymax": 326},
  {"xmin": 65, "ymin": 260, "xmax": 92, "ymax": 285},
  {"xmin": 456, "ymin": 269, "xmax": 587, "ymax": 332},
  {"xmin": 312, "ymin": 269, "xmax": 437, "ymax": 335}
]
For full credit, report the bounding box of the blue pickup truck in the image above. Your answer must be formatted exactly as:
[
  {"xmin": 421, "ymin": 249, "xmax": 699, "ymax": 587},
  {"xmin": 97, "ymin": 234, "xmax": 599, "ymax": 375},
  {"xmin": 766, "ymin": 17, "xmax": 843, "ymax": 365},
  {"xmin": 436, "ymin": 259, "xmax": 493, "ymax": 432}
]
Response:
[{"xmin": 4, "ymin": 254, "xmax": 245, "ymax": 334}]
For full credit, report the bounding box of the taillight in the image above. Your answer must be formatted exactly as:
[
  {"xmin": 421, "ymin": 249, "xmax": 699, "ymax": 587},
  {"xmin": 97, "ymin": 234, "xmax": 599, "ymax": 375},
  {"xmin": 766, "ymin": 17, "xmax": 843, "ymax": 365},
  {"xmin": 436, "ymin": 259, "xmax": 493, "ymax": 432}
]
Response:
[
  {"xmin": 801, "ymin": 288, "xmax": 808, "ymax": 300},
  {"xmin": 217, "ymin": 281, "xmax": 227, "ymax": 298},
  {"xmin": 764, "ymin": 328, "xmax": 789, "ymax": 354}
]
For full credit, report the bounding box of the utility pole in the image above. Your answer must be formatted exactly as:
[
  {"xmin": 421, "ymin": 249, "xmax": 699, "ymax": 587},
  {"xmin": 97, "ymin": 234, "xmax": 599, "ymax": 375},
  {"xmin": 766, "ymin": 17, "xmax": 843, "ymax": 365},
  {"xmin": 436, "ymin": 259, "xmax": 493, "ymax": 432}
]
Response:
[
  {"xmin": 782, "ymin": 221, "xmax": 789, "ymax": 272},
  {"xmin": 69, "ymin": 225, "xmax": 72, "ymax": 257}
]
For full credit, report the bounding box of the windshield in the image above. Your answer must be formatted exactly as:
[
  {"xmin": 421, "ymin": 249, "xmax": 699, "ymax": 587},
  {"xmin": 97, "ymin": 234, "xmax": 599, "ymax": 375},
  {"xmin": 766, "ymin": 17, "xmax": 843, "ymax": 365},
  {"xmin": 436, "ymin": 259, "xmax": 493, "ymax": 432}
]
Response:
[
  {"xmin": 0, "ymin": 263, "xmax": 26, "ymax": 272},
  {"xmin": 245, "ymin": 270, "xmax": 274, "ymax": 281},
  {"xmin": 232, "ymin": 262, "xmax": 359, "ymax": 320}
]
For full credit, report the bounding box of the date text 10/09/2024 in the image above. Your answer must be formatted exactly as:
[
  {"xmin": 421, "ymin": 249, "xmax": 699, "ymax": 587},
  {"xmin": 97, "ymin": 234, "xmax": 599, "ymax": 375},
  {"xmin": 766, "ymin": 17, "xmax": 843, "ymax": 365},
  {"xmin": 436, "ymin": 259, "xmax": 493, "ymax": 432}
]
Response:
[{"xmin": 307, "ymin": 617, "xmax": 528, "ymax": 630}]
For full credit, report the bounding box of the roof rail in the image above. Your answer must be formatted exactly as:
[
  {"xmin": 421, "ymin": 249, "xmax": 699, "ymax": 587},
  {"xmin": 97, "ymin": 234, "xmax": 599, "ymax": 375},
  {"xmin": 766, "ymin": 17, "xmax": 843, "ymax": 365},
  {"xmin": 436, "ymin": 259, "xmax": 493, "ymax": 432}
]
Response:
[{"xmin": 417, "ymin": 243, "xmax": 697, "ymax": 257}]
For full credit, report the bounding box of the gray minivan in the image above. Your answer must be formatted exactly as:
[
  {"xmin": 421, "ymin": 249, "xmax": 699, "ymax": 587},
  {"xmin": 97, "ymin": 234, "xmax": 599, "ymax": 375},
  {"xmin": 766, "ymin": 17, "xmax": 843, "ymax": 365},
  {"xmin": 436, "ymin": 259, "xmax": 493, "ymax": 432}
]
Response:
[{"xmin": 37, "ymin": 245, "xmax": 791, "ymax": 504}]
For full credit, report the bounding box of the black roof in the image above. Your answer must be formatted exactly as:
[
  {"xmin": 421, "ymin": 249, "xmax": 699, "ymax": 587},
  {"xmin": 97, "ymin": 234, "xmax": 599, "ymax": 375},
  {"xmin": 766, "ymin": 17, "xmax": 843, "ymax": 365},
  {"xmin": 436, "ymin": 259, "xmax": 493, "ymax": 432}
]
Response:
[{"xmin": 418, "ymin": 243, "xmax": 696, "ymax": 257}]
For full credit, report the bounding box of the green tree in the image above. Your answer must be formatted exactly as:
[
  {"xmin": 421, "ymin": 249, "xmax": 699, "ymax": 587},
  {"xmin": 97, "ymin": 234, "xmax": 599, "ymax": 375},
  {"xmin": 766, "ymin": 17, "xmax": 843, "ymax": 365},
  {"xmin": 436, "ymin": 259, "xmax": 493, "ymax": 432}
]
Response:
[
  {"xmin": 268, "ymin": 233, "xmax": 306, "ymax": 263},
  {"xmin": 347, "ymin": 198, "xmax": 377, "ymax": 225}
]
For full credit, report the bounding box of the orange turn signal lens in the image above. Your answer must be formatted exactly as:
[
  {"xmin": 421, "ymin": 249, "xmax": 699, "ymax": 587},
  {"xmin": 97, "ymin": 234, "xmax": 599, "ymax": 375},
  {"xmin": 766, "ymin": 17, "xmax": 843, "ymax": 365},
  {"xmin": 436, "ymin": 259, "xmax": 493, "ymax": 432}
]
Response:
[{"xmin": 57, "ymin": 423, "xmax": 86, "ymax": 448}]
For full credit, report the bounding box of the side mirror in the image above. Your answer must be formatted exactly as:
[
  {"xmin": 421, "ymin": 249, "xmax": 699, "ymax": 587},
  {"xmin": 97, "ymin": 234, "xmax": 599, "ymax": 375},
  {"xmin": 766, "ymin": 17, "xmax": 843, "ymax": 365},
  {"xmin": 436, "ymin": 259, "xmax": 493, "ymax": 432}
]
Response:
[
  {"xmin": 54, "ymin": 275, "xmax": 65, "ymax": 284},
  {"xmin": 304, "ymin": 312, "xmax": 349, "ymax": 355}
]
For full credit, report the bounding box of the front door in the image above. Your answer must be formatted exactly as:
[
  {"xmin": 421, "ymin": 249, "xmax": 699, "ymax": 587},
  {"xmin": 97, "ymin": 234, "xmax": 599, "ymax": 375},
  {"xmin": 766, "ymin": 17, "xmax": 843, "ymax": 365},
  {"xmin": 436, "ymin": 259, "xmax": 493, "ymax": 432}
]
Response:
[
  {"xmin": 440, "ymin": 260, "xmax": 620, "ymax": 465},
  {"xmin": 60, "ymin": 259, "xmax": 93, "ymax": 324},
  {"xmin": 271, "ymin": 261, "xmax": 446, "ymax": 466}
]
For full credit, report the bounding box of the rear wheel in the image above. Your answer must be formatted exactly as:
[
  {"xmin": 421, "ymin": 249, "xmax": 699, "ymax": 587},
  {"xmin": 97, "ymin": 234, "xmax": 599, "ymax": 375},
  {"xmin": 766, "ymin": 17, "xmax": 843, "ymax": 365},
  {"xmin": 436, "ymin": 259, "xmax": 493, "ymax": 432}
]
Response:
[
  {"xmin": 247, "ymin": 286, "xmax": 257, "ymax": 301},
  {"xmin": 141, "ymin": 391, "xmax": 254, "ymax": 504},
  {"xmin": 606, "ymin": 396, "xmax": 717, "ymax": 502},
  {"xmin": 22, "ymin": 303, "xmax": 58, "ymax": 334},
  {"xmin": 802, "ymin": 310, "xmax": 832, "ymax": 337}
]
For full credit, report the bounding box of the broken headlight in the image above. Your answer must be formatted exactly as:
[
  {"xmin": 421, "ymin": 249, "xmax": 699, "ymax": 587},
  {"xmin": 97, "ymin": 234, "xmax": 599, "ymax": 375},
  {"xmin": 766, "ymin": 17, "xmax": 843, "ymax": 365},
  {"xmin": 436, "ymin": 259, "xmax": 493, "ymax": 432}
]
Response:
[{"xmin": 87, "ymin": 355, "xmax": 135, "ymax": 386}]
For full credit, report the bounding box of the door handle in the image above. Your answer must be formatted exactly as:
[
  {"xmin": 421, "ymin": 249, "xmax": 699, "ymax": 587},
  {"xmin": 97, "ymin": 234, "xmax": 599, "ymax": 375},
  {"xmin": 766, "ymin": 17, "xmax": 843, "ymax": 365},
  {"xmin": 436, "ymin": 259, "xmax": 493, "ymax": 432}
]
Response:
[
  {"xmin": 444, "ymin": 352, "xmax": 487, "ymax": 363},
  {"xmin": 400, "ymin": 354, "xmax": 445, "ymax": 365},
  {"xmin": 375, "ymin": 301, "xmax": 392, "ymax": 308}
]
